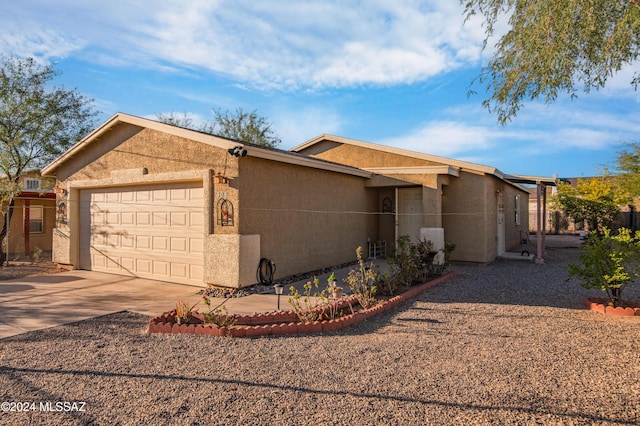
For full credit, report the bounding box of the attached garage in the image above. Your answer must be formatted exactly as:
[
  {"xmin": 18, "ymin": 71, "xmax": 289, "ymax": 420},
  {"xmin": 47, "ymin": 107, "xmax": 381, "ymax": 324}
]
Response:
[{"xmin": 78, "ymin": 181, "xmax": 204, "ymax": 285}]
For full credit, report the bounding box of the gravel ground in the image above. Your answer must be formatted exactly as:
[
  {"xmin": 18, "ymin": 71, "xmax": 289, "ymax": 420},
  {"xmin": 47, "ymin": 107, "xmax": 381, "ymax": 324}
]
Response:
[
  {"xmin": 1, "ymin": 242, "xmax": 639, "ymax": 425},
  {"xmin": 0, "ymin": 261, "xmax": 65, "ymax": 281}
]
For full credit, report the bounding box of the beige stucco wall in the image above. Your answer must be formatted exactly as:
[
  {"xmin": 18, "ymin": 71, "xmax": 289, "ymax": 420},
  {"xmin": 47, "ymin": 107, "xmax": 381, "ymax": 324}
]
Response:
[
  {"xmin": 301, "ymin": 141, "xmax": 442, "ymax": 168},
  {"xmin": 300, "ymin": 140, "xmax": 531, "ymax": 263},
  {"xmin": 441, "ymin": 171, "xmax": 493, "ymax": 262},
  {"xmin": 238, "ymin": 156, "xmax": 376, "ymax": 279},
  {"xmin": 204, "ymin": 234, "xmax": 260, "ymax": 287},
  {"xmin": 49, "ymin": 126, "xmax": 237, "ymax": 285}
]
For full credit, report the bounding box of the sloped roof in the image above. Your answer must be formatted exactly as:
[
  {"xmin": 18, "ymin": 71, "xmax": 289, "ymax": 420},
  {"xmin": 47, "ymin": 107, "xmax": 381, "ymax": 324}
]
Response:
[
  {"xmin": 292, "ymin": 134, "xmax": 556, "ymax": 187},
  {"xmin": 42, "ymin": 113, "xmax": 371, "ymax": 179}
]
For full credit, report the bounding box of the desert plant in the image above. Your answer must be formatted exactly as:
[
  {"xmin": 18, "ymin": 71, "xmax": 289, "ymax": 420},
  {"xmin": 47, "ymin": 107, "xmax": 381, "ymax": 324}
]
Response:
[
  {"xmin": 31, "ymin": 247, "xmax": 43, "ymax": 264},
  {"xmin": 288, "ymin": 276, "xmax": 328, "ymax": 323},
  {"xmin": 425, "ymin": 241, "xmax": 456, "ymax": 277},
  {"xmin": 326, "ymin": 272, "xmax": 343, "ymax": 298},
  {"xmin": 388, "ymin": 236, "xmax": 421, "ymax": 286},
  {"xmin": 344, "ymin": 246, "xmax": 378, "ymax": 308},
  {"xmin": 568, "ymin": 227, "xmax": 640, "ymax": 307},
  {"xmin": 375, "ymin": 271, "xmax": 401, "ymax": 296},
  {"xmin": 202, "ymin": 296, "xmax": 237, "ymax": 327},
  {"xmin": 175, "ymin": 299, "xmax": 199, "ymax": 325}
]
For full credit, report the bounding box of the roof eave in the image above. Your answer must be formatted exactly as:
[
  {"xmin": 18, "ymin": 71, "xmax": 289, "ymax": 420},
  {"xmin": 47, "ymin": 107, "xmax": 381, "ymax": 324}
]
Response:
[{"xmin": 42, "ymin": 114, "xmax": 371, "ymax": 180}]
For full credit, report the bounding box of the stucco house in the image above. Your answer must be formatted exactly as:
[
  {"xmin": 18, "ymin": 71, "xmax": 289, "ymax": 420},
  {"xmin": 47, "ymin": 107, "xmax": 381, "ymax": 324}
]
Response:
[
  {"xmin": 1, "ymin": 172, "xmax": 56, "ymax": 261},
  {"xmin": 292, "ymin": 135, "xmax": 556, "ymax": 263},
  {"xmin": 42, "ymin": 113, "xmax": 553, "ymax": 288}
]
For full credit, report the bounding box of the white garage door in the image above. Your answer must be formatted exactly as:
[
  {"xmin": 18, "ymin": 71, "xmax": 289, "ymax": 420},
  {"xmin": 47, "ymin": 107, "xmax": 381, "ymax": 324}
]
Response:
[{"xmin": 79, "ymin": 182, "xmax": 204, "ymax": 285}]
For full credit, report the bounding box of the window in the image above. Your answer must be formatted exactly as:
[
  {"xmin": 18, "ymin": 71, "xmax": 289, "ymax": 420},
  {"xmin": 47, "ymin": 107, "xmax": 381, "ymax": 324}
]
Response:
[
  {"xmin": 26, "ymin": 205, "xmax": 43, "ymax": 233},
  {"xmin": 24, "ymin": 178, "xmax": 41, "ymax": 190},
  {"xmin": 514, "ymin": 194, "xmax": 521, "ymax": 225}
]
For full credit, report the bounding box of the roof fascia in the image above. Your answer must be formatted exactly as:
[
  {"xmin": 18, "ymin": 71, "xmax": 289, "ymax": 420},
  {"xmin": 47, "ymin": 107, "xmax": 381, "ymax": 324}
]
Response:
[
  {"xmin": 363, "ymin": 166, "xmax": 460, "ymax": 177},
  {"xmin": 292, "ymin": 133, "xmax": 502, "ymax": 176},
  {"xmin": 43, "ymin": 114, "xmax": 371, "ymax": 179}
]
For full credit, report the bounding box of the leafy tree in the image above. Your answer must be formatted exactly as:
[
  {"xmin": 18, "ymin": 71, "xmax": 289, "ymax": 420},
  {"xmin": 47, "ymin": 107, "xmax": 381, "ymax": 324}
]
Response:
[
  {"xmin": 0, "ymin": 55, "xmax": 97, "ymax": 262},
  {"xmin": 551, "ymin": 175, "xmax": 631, "ymax": 235},
  {"xmin": 211, "ymin": 108, "xmax": 281, "ymax": 148},
  {"xmin": 463, "ymin": 0, "xmax": 640, "ymax": 124},
  {"xmin": 157, "ymin": 108, "xmax": 281, "ymax": 148},
  {"xmin": 615, "ymin": 142, "xmax": 640, "ymax": 198},
  {"xmin": 568, "ymin": 227, "xmax": 640, "ymax": 307},
  {"xmin": 155, "ymin": 112, "xmax": 197, "ymax": 130}
]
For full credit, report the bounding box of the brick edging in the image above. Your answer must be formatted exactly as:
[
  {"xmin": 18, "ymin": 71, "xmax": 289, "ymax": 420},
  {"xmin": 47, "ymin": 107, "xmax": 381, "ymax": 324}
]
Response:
[
  {"xmin": 147, "ymin": 271, "xmax": 455, "ymax": 337},
  {"xmin": 582, "ymin": 297, "xmax": 640, "ymax": 316}
]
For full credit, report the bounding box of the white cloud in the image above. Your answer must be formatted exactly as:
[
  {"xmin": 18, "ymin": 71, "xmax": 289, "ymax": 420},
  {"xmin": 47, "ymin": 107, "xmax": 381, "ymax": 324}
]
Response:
[
  {"xmin": 376, "ymin": 97, "xmax": 640, "ymax": 171},
  {"xmin": 0, "ymin": 20, "xmax": 83, "ymax": 61},
  {"xmin": 2, "ymin": 0, "xmax": 487, "ymax": 89},
  {"xmin": 272, "ymin": 107, "xmax": 345, "ymax": 148},
  {"xmin": 378, "ymin": 120, "xmax": 495, "ymax": 157}
]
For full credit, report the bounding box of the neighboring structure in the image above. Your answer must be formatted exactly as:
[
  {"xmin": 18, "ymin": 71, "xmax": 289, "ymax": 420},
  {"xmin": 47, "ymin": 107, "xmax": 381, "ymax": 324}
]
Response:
[
  {"xmin": 529, "ymin": 177, "xmax": 640, "ymax": 235},
  {"xmin": 1, "ymin": 172, "xmax": 56, "ymax": 261},
  {"xmin": 42, "ymin": 113, "xmax": 554, "ymax": 288}
]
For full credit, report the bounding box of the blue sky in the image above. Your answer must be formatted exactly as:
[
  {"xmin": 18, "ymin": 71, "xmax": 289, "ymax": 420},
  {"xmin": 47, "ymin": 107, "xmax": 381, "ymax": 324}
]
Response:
[{"xmin": 3, "ymin": 0, "xmax": 639, "ymax": 178}]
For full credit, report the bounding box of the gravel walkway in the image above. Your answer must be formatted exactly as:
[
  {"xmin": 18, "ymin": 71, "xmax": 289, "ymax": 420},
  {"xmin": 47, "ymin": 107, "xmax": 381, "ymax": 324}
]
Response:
[{"xmin": 1, "ymin": 242, "xmax": 639, "ymax": 425}]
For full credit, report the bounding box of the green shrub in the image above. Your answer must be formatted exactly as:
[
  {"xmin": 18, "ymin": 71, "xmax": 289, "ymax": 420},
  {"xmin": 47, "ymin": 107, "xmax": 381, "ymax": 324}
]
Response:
[
  {"xmin": 344, "ymin": 246, "xmax": 378, "ymax": 308},
  {"xmin": 568, "ymin": 227, "xmax": 640, "ymax": 307}
]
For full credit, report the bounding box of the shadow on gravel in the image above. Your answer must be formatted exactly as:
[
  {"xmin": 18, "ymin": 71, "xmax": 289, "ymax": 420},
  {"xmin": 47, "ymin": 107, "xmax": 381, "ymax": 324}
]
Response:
[{"xmin": 0, "ymin": 364, "xmax": 634, "ymax": 425}]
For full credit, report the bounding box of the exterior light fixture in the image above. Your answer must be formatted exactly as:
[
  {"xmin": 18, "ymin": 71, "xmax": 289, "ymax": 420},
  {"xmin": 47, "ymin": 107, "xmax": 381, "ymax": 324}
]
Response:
[
  {"xmin": 274, "ymin": 284, "xmax": 284, "ymax": 310},
  {"xmin": 227, "ymin": 145, "xmax": 247, "ymax": 158}
]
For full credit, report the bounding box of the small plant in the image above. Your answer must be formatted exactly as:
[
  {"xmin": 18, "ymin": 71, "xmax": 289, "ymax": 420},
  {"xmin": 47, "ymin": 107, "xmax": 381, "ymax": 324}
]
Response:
[
  {"xmin": 327, "ymin": 282, "xmax": 343, "ymax": 298},
  {"xmin": 175, "ymin": 299, "xmax": 199, "ymax": 325},
  {"xmin": 288, "ymin": 276, "xmax": 328, "ymax": 323},
  {"xmin": 425, "ymin": 241, "xmax": 456, "ymax": 277},
  {"xmin": 326, "ymin": 272, "xmax": 343, "ymax": 298},
  {"xmin": 388, "ymin": 236, "xmax": 421, "ymax": 286},
  {"xmin": 375, "ymin": 271, "xmax": 401, "ymax": 296},
  {"xmin": 344, "ymin": 246, "xmax": 378, "ymax": 308},
  {"xmin": 202, "ymin": 296, "xmax": 237, "ymax": 327},
  {"xmin": 31, "ymin": 247, "xmax": 43, "ymax": 264},
  {"xmin": 568, "ymin": 227, "xmax": 640, "ymax": 307}
]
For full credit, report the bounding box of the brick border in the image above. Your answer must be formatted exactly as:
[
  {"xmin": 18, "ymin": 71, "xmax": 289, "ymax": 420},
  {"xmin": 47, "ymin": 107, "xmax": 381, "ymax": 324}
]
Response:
[
  {"xmin": 147, "ymin": 272, "xmax": 455, "ymax": 337},
  {"xmin": 582, "ymin": 297, "xmax": 640, "ymax": 317}
]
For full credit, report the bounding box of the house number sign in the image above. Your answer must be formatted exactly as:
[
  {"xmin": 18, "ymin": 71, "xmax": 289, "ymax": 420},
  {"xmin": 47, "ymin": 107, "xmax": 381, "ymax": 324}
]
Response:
[{"xmin": 215, "ymin": 191, "xmax": 228, "ymax": 200}]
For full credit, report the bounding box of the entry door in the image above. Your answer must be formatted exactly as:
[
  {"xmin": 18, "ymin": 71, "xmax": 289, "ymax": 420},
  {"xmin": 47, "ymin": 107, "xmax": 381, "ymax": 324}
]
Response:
[
  {"xmin": 497, "ymin": 190, "xmax": 506, "ymax": 255},
  {"xmin": 397, "ymin": 188, "xmax": 423, "ymax": 242}
]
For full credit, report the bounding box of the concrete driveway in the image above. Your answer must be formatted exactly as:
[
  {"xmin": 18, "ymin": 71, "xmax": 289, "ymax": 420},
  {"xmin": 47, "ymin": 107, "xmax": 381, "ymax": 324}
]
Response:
[
  {"xmin": 0, "ymin": 260, "xmax": 392, "ymax": 339},
  {"xmin": 0, "ymin": 270, "xmax": 206, "ymax": 339}
]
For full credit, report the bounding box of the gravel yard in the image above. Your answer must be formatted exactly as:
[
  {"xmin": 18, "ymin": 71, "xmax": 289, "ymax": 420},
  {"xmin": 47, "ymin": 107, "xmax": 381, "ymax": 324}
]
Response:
[{"xmin": 1, "ymin": 241, "xmax": 639, "ymax": 425}]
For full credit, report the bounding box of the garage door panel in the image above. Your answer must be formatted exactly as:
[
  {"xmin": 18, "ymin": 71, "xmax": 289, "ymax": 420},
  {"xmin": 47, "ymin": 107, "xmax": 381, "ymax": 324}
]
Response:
[
  {"xmin": 171, "ymin": 263, "xmax": 187, "ymax": 278},
  {"xmin": 136, "ymin": 235, "xmax": 151, "ymax": 250},
  {"xmin": 152, "ymin": 260, "xmax": 168, "ymax": 275},
  {"xmin": 170, "ymin": 212, "xmax": 187, "ymax": 226},
  {"xmin": 121, "ymin": 257, "xmax": 135, "ymax": 271},
  {"xmin": 136, "ymin": 212, "xmax": 151, "ymax": 225},
  {"xmin": 122, "ymin": 235, "xmax": 134, "ymax": 248},
  {"xmin": 190, "ymin": 238, "xmax": 203, "ymax": 254},
  {"xmin": 79, "ymin": 181, "xmax": 204, "ymax": 285},
  {"xmin": 152, "ymin": 212, "xmax": 168, "ymax": 226},
  {"xmin": 152, "ymin": 236, "xmax": 168, "ymax": 251}
]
